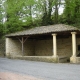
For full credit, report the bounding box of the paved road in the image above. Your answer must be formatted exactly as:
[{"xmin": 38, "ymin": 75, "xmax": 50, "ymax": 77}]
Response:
[{"xmin": 0, "ymin": 58, "xmax": 80, "ymax": 80}]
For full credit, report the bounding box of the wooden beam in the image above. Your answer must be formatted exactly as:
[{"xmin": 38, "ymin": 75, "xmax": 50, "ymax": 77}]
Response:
[{"xmin": 22, "ymin": 37, "xmax": 24, "ymax": 56}]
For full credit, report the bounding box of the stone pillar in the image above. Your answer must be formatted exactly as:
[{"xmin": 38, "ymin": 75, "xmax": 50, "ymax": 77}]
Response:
[
  {"xmin": 52, "ymin": 34, "xmax": 58, "ymax": 62},
  {"xmin": 52, "ymin": 34, "xmax": 57, "ymax": 57},
  {"xmin": 71, "ymin": 32, "xmax": 77, "ymax": 57},
  {"xmin": 70, "ymin": 32, "xmax": 77, "ymax": 63}
]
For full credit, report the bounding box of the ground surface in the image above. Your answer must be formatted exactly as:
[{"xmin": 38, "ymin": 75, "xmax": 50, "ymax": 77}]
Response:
[
  {"xmin": 0, "ymin": 72, "xmax": 42, "ymax": 80},
  {"xmin": 0, "ymin": 58, "xmax": 80, "ymax": 80}
]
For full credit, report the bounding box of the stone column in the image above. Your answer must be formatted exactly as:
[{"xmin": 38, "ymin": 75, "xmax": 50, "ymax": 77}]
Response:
[
  {"xmin": 71, "ymin": 32, "xmax": 77, "ymax": 57},
  {"xmin": 52, "ymin": 34, "xmax": 57, "ymax": 57},
  {"xmin": 70, "ymin": 32, "xmax": 77, "ymax": 63},
  {"xmin": 6, "ymin": 38, "xmax": 10, "ymax": 57}
]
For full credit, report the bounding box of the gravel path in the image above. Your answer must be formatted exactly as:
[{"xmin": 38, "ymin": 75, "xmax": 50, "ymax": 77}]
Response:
[{"xmin": 0, "ymin": 57, "xmax": 80, "ymax": 80}]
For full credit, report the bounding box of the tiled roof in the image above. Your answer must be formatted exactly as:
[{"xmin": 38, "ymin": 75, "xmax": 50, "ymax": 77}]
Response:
[{"xmin": 6, "ymin": 24, "xmax": 79, "ymax": 37}]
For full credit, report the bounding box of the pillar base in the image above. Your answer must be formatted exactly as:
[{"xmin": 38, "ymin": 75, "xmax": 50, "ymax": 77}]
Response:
[
  {"xmin": 70, "ymin": 56, "xmax": 77, "ymax": 63},
  {"xmin": 52, "ymin": 55, "xmax": 59, "ymax": 63}
]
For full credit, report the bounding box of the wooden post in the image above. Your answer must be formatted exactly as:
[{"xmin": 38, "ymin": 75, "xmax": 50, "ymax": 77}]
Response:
[
  {"xmin": 22, "ymin": 37, "xmax": 24, "ymax": 56},
  {"xmin": 17, "ymin": 36, "xmax": 29, "ymax": 56}
]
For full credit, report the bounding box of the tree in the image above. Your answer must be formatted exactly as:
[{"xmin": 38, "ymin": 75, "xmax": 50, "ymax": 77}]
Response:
[
  {"xmin": 41, "ymin": 0, "xmax": 63, "ymax": 25},
  {"xmin": 0, "ymin": 0, "xmax": 6, "ymax": 35},
  {"xmin": 62, "ymin": 0, "xmax": 80, "ymax": 27},
  {"xmin": 4, "ymin": 0, "xmax": 23, "ymax": 33},
  {"xmin": 0, "ymin": 0, "xmax": 5, "ymax": 24},
  {"xmin": 41, "ymin": 0, "xmax": 53, "ymax": 25},
  {"xmin": 5, "ymin": 0, "xmax": 41, "ymax": 33},
  {"xmin": 74, "ymin": 0, "xmax": 80, "ymax": 27},
  {"xmin": 1, "ymin": 0, "xmax": 79, "ymax": 35}
]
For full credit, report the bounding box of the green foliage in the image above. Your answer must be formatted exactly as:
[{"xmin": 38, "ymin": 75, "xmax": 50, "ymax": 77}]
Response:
[
  {"xmin": 4, "ymin": 20, "xmax": 23, "ymax": 33},
  {"xmin": 5, "ymin": 0, "xmax": 41, "ymax": 33},
  {"xmin": 0, "ymin": 24, "xmax": 4, "ymax": 36},
  {"xmin": 62, "ymin": 0, "xmax": 80, "ymax": 27},
  {"xmin": 4, "ymin": 0, "xmax": 23, "ymax": 33}
]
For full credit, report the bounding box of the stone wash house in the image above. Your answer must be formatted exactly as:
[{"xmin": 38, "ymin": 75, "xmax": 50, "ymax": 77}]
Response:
[{"xmin": 5, "ymin": 24, "xmax": 80, "ymax": 63}]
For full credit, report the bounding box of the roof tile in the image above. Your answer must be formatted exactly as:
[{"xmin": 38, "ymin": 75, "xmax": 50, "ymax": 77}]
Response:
[{"xmin": 6, "ymin": 24, "xmax": 79, "ymax": 37}]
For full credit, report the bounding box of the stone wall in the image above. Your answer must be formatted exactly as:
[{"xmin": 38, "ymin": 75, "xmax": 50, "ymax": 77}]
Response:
[
  {"xmin": 6, "ymin": 36, "xmax": 80, "ymax": 58},
  {"xmin": 6, "ymin": 38, "xmax": 35, "ymax": 57},
  {"xmin": 57, "ymin": 37, "xmax": 72, "ymax": 58},
  {"xmin": 35, "ymin": 37, "xmax": 72, "ymax": 58},
  {"xmin": 76, "ymin": 37, "xmax": 80, "ymax": 56},
  {"xmin": 35, "ymin": 40, "xmax": 53, "ymax": 56},
  {"xmin": 6, "ymin": 37, "xmax": 72, "ymax": 57},
  {"xmin": 24, "ymin": 40, "xmax": 35, "ymax": 56},
  {"xmin": 6, "ymin": 38, "xmax": 22, "ymax": 56}
]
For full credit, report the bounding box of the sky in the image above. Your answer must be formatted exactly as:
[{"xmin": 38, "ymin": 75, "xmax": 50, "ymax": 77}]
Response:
[{"xmin": 59, "ymin": 5, "xmax": 64, "ymax": 15}]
